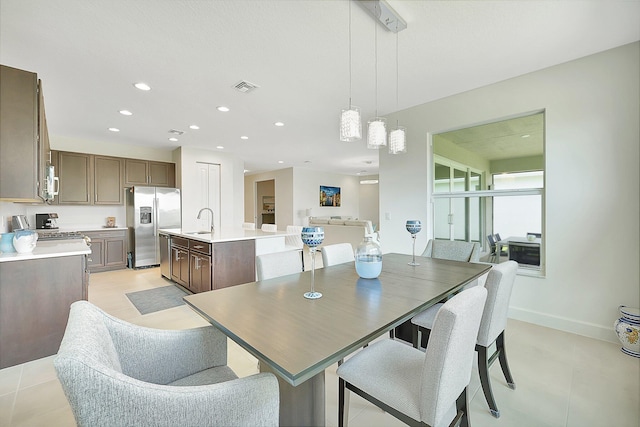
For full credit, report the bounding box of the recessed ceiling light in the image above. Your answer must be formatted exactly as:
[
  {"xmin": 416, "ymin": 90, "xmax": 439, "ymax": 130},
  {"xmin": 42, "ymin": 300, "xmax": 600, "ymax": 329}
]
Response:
[
  {"xmin": 189, "ymin": 125, "xmax": 200, "ymax": 130},
  {"xmin": 108, "ymin": 127, "xmax": 120, "ymax": 132},
  {"xmin": 216, "ymin": 146, "xmax": 224, "ymax": 149},
  {"xmin": 217, "ymin": 106, "xmax": 230, "ymax": 112},
  {"xmin": 240, "ymin": 136, "xmax": 249, "ymax": 140},
  {"xmin": 521, "ymin": 134, "xmax": 531, "ymax": 138},
  {"xmin": 134, "ymin": 82, "xmax": 151, "ymax": 91},
  {"xmin": 278, "ymin": 160, "xmax": 284, "ymax": 164},
  {"xmin": 168, "ymin": 137, "xmax": 178, "ymax": 142},
  {"xmin": 274, "ymin": 122, "xmax": 284, "ymax": 127},
  {"xmin": 119, "ymin": 110, "xmax": 133, "ymax": 116}
]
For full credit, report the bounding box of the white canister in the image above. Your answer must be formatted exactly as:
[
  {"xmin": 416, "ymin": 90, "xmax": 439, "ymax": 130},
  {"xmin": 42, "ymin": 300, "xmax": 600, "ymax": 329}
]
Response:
[{"xmin": 12, "ymin": 230, "xmax": 38, "ymax": 253}]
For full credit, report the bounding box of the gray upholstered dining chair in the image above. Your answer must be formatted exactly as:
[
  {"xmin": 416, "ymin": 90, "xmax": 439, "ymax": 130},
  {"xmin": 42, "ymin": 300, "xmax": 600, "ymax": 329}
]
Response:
[
  {"xmin": 321, "ymin": 243, "xmax": 355, "ymax": 267},
  {"xmin": 54, "ymin": 301, "xmax": 279, "ymax": 427},
  {"xmin": 421, "ymin": 238, "xmax": 480, "ymax": 262},
  {"xmin": 337, "ymin": 286, "xmax": 487, "ymax": 427},
  {"xmin": 256, "ymin": 250, "xmax": 303, "ymax": 281},
  {"xmin": 411, "ymin": 260, "xmax": 518, "ymax": 418}
]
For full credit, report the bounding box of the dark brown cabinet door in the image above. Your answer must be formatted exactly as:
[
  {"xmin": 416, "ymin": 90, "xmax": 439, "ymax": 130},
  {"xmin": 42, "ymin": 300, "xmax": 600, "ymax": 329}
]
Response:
[
  {"xmin": 124, "ymin": 159, "xmax": 148, "ymax": 186},
  {"xmin": 87, "ymin": 238, "xmax": 104, "ymax": 269},
  {"xmin": 104, "ymin": 238, "xmax": 126, "ymax": 267},
  {"xmin": 148, "ymin": 162, "xmax": 173, "ymax": 187},
  {"xmin": 37, "ymin": 79, "xmax": 52, "ymax": 202},
  {"xmin": 190, "ymin": 253, "xmax": 212, "ymax": 293},
  {"xmin": 212, "ymin": 240, "xmax": 255, "ymax": 289},
  {"xmin": 94, "ymin": 156, "xmax": 124, "ymax": 204},
  {"xmin": 171, "ymin": 247, "xmax": 190, "ymax": 287},
  {"xmin": 0, "ymin": 65, "xmax": 38, "ymax": 200},
  {"xmin": 57, "ymin": 152, "xmax": 92, "ymax": 204}
]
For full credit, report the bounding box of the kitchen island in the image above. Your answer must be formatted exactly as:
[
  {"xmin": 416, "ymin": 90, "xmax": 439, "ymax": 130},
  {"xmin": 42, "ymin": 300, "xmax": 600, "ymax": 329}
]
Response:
[
  {"xmin": 160, "ymin": 228, "xmax": 290, "ymax": 293},
  {"xmin": 0, "ymin": 240, "xmax": 91, "ymax": 368}
]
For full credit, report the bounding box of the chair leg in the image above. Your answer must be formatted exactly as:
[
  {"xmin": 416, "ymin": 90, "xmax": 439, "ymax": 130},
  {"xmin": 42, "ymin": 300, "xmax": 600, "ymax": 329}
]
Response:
[
  {"xmin": 451, "ymin": 387, "xmax": 469, "ymax": 427},
  {"xmin": 496, "ymin": 331, "xmax": 516, "ymax": 389},
  {"xmin": 338, "ymin": 378, "xmax": 350, "ymax": 427},
  {"xmin": 477, "ymin": 345, "xmax": 500, "ymax": 418},
  {"xmin": 412, "ymin": 324, "xmax": 420, "ymax": 349},
  {"xmin": 389, "ymin": 328, "xmax": 395, "ymax": 339}
]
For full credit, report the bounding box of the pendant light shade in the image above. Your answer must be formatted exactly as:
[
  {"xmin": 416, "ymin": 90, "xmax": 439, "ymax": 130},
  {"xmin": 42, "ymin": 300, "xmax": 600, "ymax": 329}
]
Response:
[
  {"xmin": 340, "ymin": 106, "xmax": 362, "ymax": 142},
  {"xmin": 389, "ymin": 126, "xmax": 407, "ymax": 154},
  {"xmin": 340, "ymin": 0, "xmax": 362, "ymax": 142},
  {"xmin": 367, "ymin": 117, "xmax": 387, "ymax": 149}
]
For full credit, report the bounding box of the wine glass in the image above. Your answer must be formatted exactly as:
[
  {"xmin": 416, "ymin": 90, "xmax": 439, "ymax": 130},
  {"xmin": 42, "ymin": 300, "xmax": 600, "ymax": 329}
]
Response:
[
  {"xmin": 300, "ymin": 226, "xmax": 324, "ymax": 299},
  {"xmin": 406, "ymin": 220, "xmax": 422, "ymax": 266}
]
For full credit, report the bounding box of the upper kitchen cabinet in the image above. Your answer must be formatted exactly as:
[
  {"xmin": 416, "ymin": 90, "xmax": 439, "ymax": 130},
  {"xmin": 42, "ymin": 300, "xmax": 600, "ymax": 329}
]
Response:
[
  {"xmin": 52, "ymin": 151, "xmax": 124, "ymax": 205},
  {"xmin": 0, "ymin": 65, "xmax": 41, "ymax": 201},
  {"xmin": 53, "ymin": 151, "xmax": 92, "ymax": 205},
  {"xmin": 125, "ymin": 159, "xmax": 175, "ymax": 187},
  {"xmin": 93, "ymin": 155, "xmax": 124, "ymax": 204}
]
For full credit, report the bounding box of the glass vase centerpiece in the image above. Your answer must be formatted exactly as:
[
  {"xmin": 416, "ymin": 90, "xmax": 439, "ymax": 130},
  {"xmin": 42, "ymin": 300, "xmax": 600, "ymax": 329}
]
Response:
[
  {"xmin": 406, "ymin": 220, "xmax": 422, "ymax": 266},
  {"xmin": 301, "ymin": 226, "xmax": 324, "ymax": 299},
  {"xmin": 355, "ymin": 236, "xmax": 382, "ymax": 279}
]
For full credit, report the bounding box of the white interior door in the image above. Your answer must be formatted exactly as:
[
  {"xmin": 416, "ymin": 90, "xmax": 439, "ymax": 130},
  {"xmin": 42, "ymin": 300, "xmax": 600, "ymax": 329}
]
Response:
[{"xmin": 195, "ymin": 162, "xmax": 221, "ymax": 232}]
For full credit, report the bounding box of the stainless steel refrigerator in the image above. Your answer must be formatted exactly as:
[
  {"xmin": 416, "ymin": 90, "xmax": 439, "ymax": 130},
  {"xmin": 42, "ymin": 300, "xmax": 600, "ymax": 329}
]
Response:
[{"xmin": 126, "ymin": 186, "xmax": 181, "ymax": 268}]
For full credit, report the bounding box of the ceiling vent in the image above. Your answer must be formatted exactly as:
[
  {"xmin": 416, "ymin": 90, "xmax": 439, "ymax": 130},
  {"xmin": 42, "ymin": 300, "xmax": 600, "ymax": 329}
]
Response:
[
  {"xmin": 233, "ymin": 80, "xmax": 260, "ymax": 93},
  {"xmin": 168, "ymin": 129, "xmax": 185, "ymax": 135}
]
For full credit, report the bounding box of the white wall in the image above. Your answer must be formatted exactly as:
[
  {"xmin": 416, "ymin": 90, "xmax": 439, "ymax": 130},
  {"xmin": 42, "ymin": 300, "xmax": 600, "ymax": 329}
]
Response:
[
  {"xmin": 175, "ymin": 146, "xmax": 244, "ymax": 231},
  {"xmin": 245, "ymin": 168, "xmax": 364, "ymax": 229},
  {"xmin": 293, "ymin": 168, "xmax": 361, "ymax": 224},
  {"xmin": 380, "ymin": 42, "xmax": 639, "ymax": 343}
]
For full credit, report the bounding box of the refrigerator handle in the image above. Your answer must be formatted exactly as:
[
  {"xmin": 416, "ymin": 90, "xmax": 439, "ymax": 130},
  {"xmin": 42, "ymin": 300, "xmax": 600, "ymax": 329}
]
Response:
[{"xmin": 153, "ymin": 197, "xmax": 160, "ymax": 237}]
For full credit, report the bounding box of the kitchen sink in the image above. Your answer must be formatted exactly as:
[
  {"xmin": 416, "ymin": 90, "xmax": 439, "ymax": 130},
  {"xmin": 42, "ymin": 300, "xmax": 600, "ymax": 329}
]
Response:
[{"xmin": 186, "ymin": 231, "xmax": 211, "ymax": 235}]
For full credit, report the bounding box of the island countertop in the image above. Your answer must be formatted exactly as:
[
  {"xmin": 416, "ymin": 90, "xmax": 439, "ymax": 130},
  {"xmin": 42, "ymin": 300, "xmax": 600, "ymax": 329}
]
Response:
[
  {"xmin": 0, "ymin": 239, "xmax": 91, "ymax": 263},
  {"xmin": 159, "ymin": 228, "xmax": 291, "ymax": 244}
]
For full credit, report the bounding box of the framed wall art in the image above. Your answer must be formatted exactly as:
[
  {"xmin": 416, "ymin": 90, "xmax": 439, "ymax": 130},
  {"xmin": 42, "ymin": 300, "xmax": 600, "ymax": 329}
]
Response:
[{"xmin": 320, "ymin": 185, "xmax": 341, "ymax": 207}]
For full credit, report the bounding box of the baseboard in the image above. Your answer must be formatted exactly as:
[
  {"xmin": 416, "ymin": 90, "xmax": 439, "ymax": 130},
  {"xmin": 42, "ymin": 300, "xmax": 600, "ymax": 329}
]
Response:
[{"xmin": 508, "ymin": 306, "xmax": 619, "ymax": 344}]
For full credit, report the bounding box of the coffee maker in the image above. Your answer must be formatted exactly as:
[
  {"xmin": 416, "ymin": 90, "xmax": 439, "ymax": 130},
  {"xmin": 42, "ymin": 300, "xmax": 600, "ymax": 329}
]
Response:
[{"xmin": 35, "ymin": 213, "xmax": 59, "ymax": 229}]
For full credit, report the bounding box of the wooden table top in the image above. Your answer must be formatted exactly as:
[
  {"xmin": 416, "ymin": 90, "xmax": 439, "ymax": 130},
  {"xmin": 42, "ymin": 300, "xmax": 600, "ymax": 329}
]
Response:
[{"xmin": 184, "ymin": 253, "xmax": 490, "ymax": 386}]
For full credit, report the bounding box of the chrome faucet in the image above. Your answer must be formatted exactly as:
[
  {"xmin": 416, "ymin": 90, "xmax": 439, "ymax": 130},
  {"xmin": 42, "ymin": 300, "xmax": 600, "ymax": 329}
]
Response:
[{"xmin": 197, "ymin": 208, "xmax": 215, "ymax": 234}]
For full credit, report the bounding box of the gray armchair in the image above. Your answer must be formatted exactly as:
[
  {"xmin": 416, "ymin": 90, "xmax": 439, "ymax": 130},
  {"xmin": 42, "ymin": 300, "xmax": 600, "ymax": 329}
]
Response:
[
  {"xmin": 421, "ymin": 239, "xmax": 480, "ymax": 262},
  {"xmin": 54, "ymin": 301, "xmax": 279, "ymax": 427}
]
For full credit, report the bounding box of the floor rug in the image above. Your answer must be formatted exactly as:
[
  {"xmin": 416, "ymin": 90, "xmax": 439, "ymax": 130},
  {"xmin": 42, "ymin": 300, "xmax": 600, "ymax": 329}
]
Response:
[{"xmin": 126, "ymin": 285, "xmax": 189, "ymax": 315}]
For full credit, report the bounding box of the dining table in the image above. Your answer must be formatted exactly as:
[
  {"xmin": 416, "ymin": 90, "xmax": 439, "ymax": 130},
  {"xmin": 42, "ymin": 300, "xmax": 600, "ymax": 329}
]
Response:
[{"xmin": 184, "ymin": 252, "xmax": 491, "ymax": 427}]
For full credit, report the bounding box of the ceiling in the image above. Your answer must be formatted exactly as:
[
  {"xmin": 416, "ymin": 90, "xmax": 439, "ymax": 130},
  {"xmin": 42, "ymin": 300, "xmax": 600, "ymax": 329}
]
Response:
[
  {"xmin": 1, "ymin": 0, "xmax": 638, "ymax": 176},
  {"xmin": 435, "ymin": 113, "xmax": 544, "ymax": 161}
]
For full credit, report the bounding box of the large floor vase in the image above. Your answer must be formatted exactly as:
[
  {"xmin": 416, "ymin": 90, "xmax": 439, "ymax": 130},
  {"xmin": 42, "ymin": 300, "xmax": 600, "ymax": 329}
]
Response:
[{"xmin": 614, "ymin": 305, "xmax": 640, "ymax": 358}]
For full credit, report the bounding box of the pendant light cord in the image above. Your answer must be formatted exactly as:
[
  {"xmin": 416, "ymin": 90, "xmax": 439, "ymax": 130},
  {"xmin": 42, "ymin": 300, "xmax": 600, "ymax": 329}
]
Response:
[
  {"xmin": 374, "ymin": 1, "xmax": 378, "ymax": 118},
  {"xmin": 396, "ymin": 31, "xmax": 399, "ymax": 127},
  {"xmin": 348, "ymin": 0, "xmax": 352, "ymax": 107}
]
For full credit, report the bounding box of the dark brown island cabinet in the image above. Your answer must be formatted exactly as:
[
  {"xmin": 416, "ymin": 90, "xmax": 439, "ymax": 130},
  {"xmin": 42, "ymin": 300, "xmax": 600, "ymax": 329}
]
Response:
[{"xmin": 169, "ymin": 236, "xmax": 255, "ymax": 293}]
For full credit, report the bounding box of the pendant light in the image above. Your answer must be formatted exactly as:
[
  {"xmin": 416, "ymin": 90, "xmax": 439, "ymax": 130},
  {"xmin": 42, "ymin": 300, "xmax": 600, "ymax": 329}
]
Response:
[
  {"xmin": 367, "ymin": 1, "xmax": 387, "ymax": 149},
  {"xmin": 389, "ymin": 30, "xmax": 407, "ymax": 154},
  {"xmin": 340, "ymin": 0, "xmax": 362, "ymax": 142}
]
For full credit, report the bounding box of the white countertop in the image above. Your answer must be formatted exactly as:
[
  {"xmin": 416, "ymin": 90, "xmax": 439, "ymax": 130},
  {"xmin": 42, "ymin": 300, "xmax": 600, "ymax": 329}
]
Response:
[
  {"xmin": 0, "ymin": 239, "xmax": 91, "ymax": 263},
  {"xmin": 160, "ymin": 228, "xmax": 290, "ymax": 243}
]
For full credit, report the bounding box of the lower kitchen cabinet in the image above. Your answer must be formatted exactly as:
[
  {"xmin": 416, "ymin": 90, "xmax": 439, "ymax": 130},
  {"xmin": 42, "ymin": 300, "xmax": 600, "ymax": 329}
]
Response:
[
  {"xmin": 0, "ymin": 254, "xmax": 88, "ymax": 369},
  {"xmin": 171, "ymin": 237, "xmax": 190, "ymax": 287},
  {"xmin": 164, "ymin": 236, "xmax": 255, "ymax": 293},
  {"xmin": 190, "ymin": 252, "xmax": 211, "ymax": 293},
  {"xmin": 82, "ymin": 229, "xmax": 127, "ymax": 272}
]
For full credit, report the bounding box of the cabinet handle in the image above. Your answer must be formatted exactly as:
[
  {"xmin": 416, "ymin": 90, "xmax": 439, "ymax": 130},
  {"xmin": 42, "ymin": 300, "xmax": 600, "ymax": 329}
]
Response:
[
  {"xmin": 174, "ymin": 249, "xmax": 180, "ymax": 261},
  {"xmin": 195, "ymin": 256, "xmax": 201, "ymax": 270},
  {"xmin": 194, "ymin": 245, "xmax": 204, "ymax": 249}
]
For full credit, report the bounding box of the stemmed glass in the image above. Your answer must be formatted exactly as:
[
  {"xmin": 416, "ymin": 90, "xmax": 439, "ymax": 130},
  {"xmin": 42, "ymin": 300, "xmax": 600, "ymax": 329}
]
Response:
[
  {"xmin": 406, "ymin": 220, "xmax": 422, "ymax": 266},
  {"xmin": 300, "ymin": 226, "xmax": 324, "ymax": 299}
]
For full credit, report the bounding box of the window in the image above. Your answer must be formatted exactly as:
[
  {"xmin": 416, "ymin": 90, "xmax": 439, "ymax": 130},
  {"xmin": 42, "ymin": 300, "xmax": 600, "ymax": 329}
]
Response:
[{"xmin": 432, "ymin": 112, "xmax": 545, "ymax": 275}]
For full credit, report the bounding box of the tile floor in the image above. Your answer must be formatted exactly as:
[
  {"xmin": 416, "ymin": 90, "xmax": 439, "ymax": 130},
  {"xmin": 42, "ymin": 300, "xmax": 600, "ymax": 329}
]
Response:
[{"xmin": 1, "ymin": 267, "xmax": 638, "ymax": 427}]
